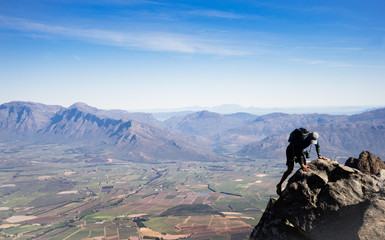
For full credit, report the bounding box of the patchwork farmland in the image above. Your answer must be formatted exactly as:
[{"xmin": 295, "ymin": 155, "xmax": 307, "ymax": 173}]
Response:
[{"xmin": 0, "ymin": 151, "xmax": 284, "ymax": 239}]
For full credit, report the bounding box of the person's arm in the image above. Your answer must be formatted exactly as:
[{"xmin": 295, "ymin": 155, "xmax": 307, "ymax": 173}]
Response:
[
  {"xmin": 315, "ymin": 143, "xmax": 328, "ymax": 160},
  {"xmin": 300, "ymin": 163, "xmax": 309, "ymax": 171}
]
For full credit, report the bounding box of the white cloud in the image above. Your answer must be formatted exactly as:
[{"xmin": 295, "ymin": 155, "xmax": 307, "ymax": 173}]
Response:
[
  {"xmin": 287, "ymin": 57, "xmax": 353, "ymax": 67},
  {"xmin": 0, "ymin": 15, "xmax": 250, "ymax": 56},
  {"xmin": 185, "ymin": 9, "xmax": 259, "ymax": 20},
  {"xmin": 294, "ymin": 46, "xmax": 364, "ymax": 51},
  {"xmin": 287, "ymin": 57, "xmax": 385, "ymax": 68}
]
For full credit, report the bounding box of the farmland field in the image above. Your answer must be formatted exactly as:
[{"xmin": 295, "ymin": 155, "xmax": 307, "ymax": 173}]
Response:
[{"xmin": 0, "ymin": 145, "xmax": 286, "ymax": 239}]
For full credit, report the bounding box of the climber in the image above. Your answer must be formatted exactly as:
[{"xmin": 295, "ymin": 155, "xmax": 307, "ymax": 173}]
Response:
[{"xmin": 276, "ymin": 128, "xmax": 328, "ymax": 196}]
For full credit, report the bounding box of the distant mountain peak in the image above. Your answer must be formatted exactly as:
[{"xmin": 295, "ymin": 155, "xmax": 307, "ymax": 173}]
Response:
[
  {"xmin": 4, "ymin": 101, "xmax": 35, "ymax": 106},
  {"xmin": 179, "ymin": 110, "xmax": 223, "ymax": 121},
  {"xmin": 69, "ymin": 102, "xmax": 98, "ymax": 114},
  {"xmin": 70, "ymin": 102, "xmax": 90, "ymax": 107},
  {"xmin": 2, "ymin": 101, "xmax": 60, "ymax": 109},
  {"xmin": 0, "ymin": 101, "xmax": 62, "ymax": 133},
  {"xmin": 195, "ymin": 110, "xmax": 220, "ymax": 118}
]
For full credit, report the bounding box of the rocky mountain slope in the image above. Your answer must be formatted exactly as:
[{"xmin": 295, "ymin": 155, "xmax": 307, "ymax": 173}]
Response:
[
  {"xmin": 165, "ymin": 111, "xmax": 352, "ymax": 154},
  {"xmin": 165, "ymin": 108, "xmax": 385, "ymax": 159},
  {"xmin": 0, "ymin": 101, "xmax": 62, "ymax": 136},
  {"xmin": 250, "ymin": 157, "xmax": 385, "ymax": 240},
  {"xmin": 0, "ymin": 101, "xmax": 218, "ymax": 162},
  {"xmin": 164, "ymin": 110, "xmax": 248, "ymax": 138},
  {"xmin": 1, "ymin": 101, "xmax": 384, "ymax": 162},
  {"xmin": 69, "ymin": 102, "xmax": 164, "ymax": 128}
]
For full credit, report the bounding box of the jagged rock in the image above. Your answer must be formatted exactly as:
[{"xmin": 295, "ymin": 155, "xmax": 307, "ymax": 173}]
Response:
[
  {"xmin": 345, "ymin": 151, "xmax": 385, "ymax": 175},
  {"xmin": 250, "ymin": 159, "xmax": 385, "ymax": 240}
]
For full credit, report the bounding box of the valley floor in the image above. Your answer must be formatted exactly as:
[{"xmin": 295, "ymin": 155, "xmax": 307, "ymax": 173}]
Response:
[{"xmin": 0, "ymin": 151, "xmax": 285, "ymax": 240}]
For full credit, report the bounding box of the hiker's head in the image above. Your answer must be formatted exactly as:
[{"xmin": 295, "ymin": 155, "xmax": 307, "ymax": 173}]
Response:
[{"xmin": 309, "ymin": 132, "xmax": 319, "ymax": 144}]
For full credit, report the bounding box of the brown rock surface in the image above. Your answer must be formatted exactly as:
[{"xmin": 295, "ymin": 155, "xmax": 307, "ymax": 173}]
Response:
[
  {"xmin": 345, "ymin": 150, "xmax": 385, "ymax": 175},
  {"xmin": 250, "ymin": 159, "xmax": 385, "ymax": 240}
]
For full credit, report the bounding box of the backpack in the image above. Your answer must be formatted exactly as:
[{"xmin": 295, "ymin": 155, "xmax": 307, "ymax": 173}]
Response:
[{"xmin": 288, "ymin": 128, "xmax": 309, "ymax": 144}]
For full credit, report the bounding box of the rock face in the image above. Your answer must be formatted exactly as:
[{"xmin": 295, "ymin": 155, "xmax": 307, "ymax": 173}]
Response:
[
  {"xmin": 250, "ymin": 159, "xmax": 385, "ymax": 240},
  {"xmin": 345, "ymin": 151, "xmax": 385, "ymax": 175}
]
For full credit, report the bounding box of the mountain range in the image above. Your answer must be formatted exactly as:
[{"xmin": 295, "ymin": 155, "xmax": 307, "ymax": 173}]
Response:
[
  {"xmin": 0, "ymin": 101, "xmax": 384, "ymax": 164},
  {"xmin": 144, "ymin": 104, "xmax": 373, "ymax": 120},
  {"xmin": 0, "ymin": 101, "xmax": 216, "ymax": 163}
]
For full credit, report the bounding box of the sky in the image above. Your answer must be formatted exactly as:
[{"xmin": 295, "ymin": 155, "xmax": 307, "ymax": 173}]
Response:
[{"xmin": 0, "ymin": 0, "xmax": 385, "ymax": 111}]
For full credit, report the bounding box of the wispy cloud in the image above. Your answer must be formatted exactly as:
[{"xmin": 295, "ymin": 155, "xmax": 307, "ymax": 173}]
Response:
[
  {"xmin": 185, "ymin": 9, "xmax": 260, "ymax": 20},
  {"xmin": 252, "ymin": 2, "xmax": 350, "ymax": 15},
  {"xmin": 373, "ymin": 27, "xmax": 385, "ymax": 31},
  {"xmin": 0, "ymin": 15, "xmax": 250, "ymax": 56},
  {"xmin": 60, "ymin": 0, "xmax": 163, "ymax": 6},
  {"xmin": 294, "ymin": 46, "xmax": 364, "ymax": 51},
  {"xmin": 287, "ymin": 57, "xmax": 385, "ymax": 68},
  {"xmin": 288, "ymin": 58, "xmax": 351, "ymax": 67}
]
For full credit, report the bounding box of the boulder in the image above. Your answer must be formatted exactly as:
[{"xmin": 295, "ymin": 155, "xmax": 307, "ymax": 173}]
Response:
[
  {"xmin": 345, "ymin": 150, "xmax": 385, "ymax": 175},
  {"xmin": 250, "ymin": 159, "xmax": 385, "ymax": 240}
]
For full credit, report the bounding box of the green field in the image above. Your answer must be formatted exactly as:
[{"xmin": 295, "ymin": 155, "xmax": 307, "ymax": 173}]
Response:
[{"xmin": 0, "ymin": 143, "xmax": 284, "ymax": 239}]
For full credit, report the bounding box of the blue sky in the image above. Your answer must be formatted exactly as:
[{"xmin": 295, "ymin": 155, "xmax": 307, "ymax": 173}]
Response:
[{"xmin": 0, "ymin": 0, "xmax": 384, "ymax": 111}]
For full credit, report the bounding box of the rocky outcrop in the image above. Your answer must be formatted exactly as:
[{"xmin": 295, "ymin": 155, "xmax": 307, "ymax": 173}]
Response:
[
  {"xmin": 250, "ymin": 159, "xmax": 385, "ymax": 240},
  {"xmin": 345, "ymin": 151, "xmax": 385, "ymax": 175}
]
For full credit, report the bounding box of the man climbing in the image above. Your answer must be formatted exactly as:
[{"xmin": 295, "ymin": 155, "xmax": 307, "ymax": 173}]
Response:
[{"xmin": 276, "ymin": 128, "xmax": 328, "ymax": 196}]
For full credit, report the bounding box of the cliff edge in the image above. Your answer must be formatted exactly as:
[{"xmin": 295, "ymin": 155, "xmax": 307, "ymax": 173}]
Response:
[{"xmin": 250, "ymin": 158, "xmax": 385, "ymax": 240}]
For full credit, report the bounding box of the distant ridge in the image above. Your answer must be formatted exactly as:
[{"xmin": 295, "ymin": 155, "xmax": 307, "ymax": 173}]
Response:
[
  {"xmin": 146, "ymin": 104, "xmax": 376, "ymax": 118},
  {"xmin": 0, "ymin": 101, "xmax": 221, "ymax": 163},
  {"xmin": 234, "ymin": 109, "xmax": 385, "ymax": 160},
  {"xmin": 1, "ymin": 101, "xmax": 385, "ymax": 162}
]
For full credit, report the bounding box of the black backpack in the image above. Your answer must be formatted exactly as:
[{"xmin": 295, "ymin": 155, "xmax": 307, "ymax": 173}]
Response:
[{"xmin": 288, "ymin": 128, "xmax": 309, "ymax": 144}]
